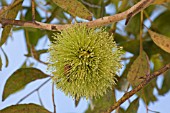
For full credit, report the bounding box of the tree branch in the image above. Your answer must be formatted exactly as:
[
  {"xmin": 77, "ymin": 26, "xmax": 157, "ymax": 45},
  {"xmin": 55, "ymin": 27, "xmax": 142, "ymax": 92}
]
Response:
[
  {"xmin": 103, "ymin": 63, "xmax": 170, "ymax": 113},
  {"xmin": 0, "ymin": 0, "xmax": 154, "ymax": 31},
  {"xmin": 16, "ymin": 78, "xmax": 51, "ymax": 104}
]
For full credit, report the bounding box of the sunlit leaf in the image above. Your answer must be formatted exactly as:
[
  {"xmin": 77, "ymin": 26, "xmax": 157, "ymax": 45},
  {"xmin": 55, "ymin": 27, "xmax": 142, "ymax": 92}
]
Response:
[
  {"xmin": 126, "ymin": 98, "xmax": 139, "ymax": 113},
  {"xmin": 127, "ymin": 51, "xmax": 150, "ymax": 87},
  {"xmin": 2, "ymin": 68, "xmax": 49, "ymax": 101},
  {"xmin": 0, "ymin": 103, "xmax": 51, "ymax": 113},
  {"xmin": 85, "ymin": 90, "xmax": 115, "ymax": 113},
  {"xmin": 148, "ymin": 30, "xmax": 170, "ymax": 54},
  {"xmin": 151, "ymin": 54, "xmax": 164, "ymax": 71},
  {"xmin": 0, "ymin": 0, "xmax": 23, "ymax": 47},
  {"xmin": 52, "ymin": 0, "xmax": 92, "ymax": 20}
]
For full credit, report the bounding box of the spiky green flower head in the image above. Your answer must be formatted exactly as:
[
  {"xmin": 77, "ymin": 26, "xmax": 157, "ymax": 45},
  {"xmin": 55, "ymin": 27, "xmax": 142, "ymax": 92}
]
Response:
[{"xmin": 48, "ymin": 25, "xmax": 123, "ymax": 100}]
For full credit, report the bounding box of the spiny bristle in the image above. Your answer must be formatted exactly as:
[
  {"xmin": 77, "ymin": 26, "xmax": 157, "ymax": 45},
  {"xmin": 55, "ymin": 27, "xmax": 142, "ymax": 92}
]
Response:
[{"xmin": 48, "ymin": 25, "xmax": 123, "ymax": 100}]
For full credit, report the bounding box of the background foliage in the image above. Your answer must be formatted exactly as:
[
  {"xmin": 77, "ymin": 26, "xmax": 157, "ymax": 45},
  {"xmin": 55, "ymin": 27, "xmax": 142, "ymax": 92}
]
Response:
[{"xmin": 0, "ymin": 0, "xmax": 170, "ymax": 113}]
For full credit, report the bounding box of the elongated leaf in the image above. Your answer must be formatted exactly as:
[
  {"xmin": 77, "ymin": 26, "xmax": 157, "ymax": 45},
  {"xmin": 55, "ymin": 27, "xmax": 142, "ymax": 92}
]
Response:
[
  {"xmin": 1, "ymin": 48, "xmax": 9, "ymax": 67},
  {"xmin": 0, "ymin": 103, "xmax": 50, "ymax": 113},
  {"xmin": 148, "ymin": 30, "xmax": 170, "ymax": 54},
  {"xmin": 52, "ymin": 0, "xmax": 92, "ymax": 20},
  {"xmin": 0, "ymin": 0, "xmax": 23, "ymax": 47},
  {"xmin": 0, "ymin": 55, "xmax": 2, "ymax": 71},
  {"xmin": 2, "ymin": 68, "xmax": 49, "ymax": 101},
  {"xmin": 126, "ymin": 98, "xmax": 139, "ymax": 113},
  {"xmin": 127, "ymin": 51, "xmax": 150, "ymax": 87}
]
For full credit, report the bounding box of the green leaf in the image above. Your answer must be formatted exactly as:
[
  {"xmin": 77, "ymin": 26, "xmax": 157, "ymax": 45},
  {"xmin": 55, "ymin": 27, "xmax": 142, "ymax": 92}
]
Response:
[
  {"xmin": 148, "ymin": 29, "xmax": 170, "ymax": 54},
  {"xmin": 0, "ymin": 55, "xmax": 2, "ymax": 71},
  {"xmin": 52, "ymin": 0, "xmax": 92, "ymax": 20},
  {"xmin": 24, "ymin": 9, "xmax": 44, "ymax": 46},
  {"xmin": 152, "ymin": 11, "xmax": 170, "ymax": 37},
  {"xmin": 0, "ymin": 0, "xmax": 23, "ymax": 47},
  {"xmin": 2, "ymin": 68, "xmax": 49, "ymax": 101},
  {"xmin": 127, "ymin": 51, "xmax": 150, "ymax": 87},
  {"xmin": 125, "ymin": 13, "xmax": 140, "ymax": 35},
  {"xmin": 0, "ymin": 103, "xmax": 51, "ymax": 113},
  {"xmin": 1, "ymin": 48, "xmax": 9, "ymax": 67},
  {"xmin": 158, "ymin": 70, "xmax": 170, "ymax": 95},
  {"xmin": 116, "ymin": 57, "xmax": 136, "ymax": 91},
  {"xmin": 151, "ymin": 54, "xmax": 164, "ymax": 71},
  {"xmin": 138, "ymin": 79, "xmax": 157, "ymax": 105},
  {"xmin": 126, "ymin": 98, "xmax": 139, "ymax": 113},
  {"xmin": 85, "ymin": 90, "xmax": 115, "ymax": 113}
]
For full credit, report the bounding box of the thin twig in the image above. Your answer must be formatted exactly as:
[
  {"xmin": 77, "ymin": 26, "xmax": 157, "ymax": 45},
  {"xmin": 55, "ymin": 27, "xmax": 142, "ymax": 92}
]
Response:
[
  {"xmin": 140, "ymin": 10, "xmax": 143, "ymax": 55},
  {"xmin": 52, "ymin": 83, "xmax": 56, "ymax": 113},
  {"xmin": 103, "ymin": 63, "xmax": 170, "ymax": 113},
  {"xmin": 37, "ymin": 90, "xmax": 44, "ymax": 107},
  {"xmin": 16, "ymin": 77, "xmax": 51, "ymax": 104},
  {"xmin": 0, "ymin": 0, "xmax": 155, "ymax": 31},
  {"xmin": 31, "ymin": 0, "xmax": 35, "ymax": 21}
]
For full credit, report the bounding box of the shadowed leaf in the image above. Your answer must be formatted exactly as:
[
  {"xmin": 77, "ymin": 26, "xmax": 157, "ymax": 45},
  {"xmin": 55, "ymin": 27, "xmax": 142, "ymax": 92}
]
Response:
[
  {"xmin": 0, "ymin": 103, "xmax": 50, "ymax": 113},
  {"xmin": 52, "ymin": 0, "xmax": 92, "ymax": 20},
  {"xmin": 2, "ymin": 68, "xmax": 49, "ymax": 101},
  {"xmin": 126, "ymin": 98, "xmax": 139, "ymax": 113},
  {"xmin": 148, "ymin": 30, "xmax": 170, "ymax": 54},
  {"xmin": 127, "ymin": 51, "xmax": 150, "ymax": 87},
  {"xmin": 158, "ymin": 70, "xmax": 170, "ymax": 95},
  {"xmin": 0, "ymin": 0, "xmax": 23, "ymax": 47},
  {"xmin": 138, "ymin": 79, "xmax": 157, "ymax": 105},
  {"xmin": 85, "ymin": 90, "xmax": 115, "ymax": 113}
]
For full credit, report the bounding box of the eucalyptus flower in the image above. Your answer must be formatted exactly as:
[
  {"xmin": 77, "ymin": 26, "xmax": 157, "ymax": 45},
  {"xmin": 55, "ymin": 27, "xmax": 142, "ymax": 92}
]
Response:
[{"xmin": 48, "ymin": 25, "xmax": 122, "ymax": 100}]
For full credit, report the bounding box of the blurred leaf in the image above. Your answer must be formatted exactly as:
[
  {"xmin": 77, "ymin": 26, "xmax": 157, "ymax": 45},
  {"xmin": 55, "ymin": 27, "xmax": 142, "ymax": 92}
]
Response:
[
  {"xmin": 126, "ymin": 13, "xmax": 140, "ymax": 36},
  {"xmin": 151, "ymin": 54, "xmax": 164, "ymax": 71},
  {"xmin": 153, "ymin": 0, "xmax": 170, "ymax": 4},
  {"xmin": 120, "ymin": 40, "xmax": 140, "ymax": 55},
  {"xmin": 0, "ymin": 103, "xmax": 50, "ymax": 113},
  {"xmin": 85, "ymin": 90, "xmax": 115, "ymax": 113},
  {"xmin": 148, "ymin": 30, "xmax": 170, "ymax": 54},
  {"xmin": 152, "ymin": 11, "xmax": 170, "ymax": 37},
  {"xmin": 25, "ymin": 8, "xmax": 42, "ymax": 21},
  {"xmin": 116, "ymin": 57, "xmax": 136, "ymax": 91},
  {"xmin": 0, "ymin": 55, "xmax": 2, "ymax": 71},
  {"xmin": 24, "ymin": 8, "xmax": 44, "ymax": 46},
  {"xmin": 158, "ymin": 70, "xmax": 170, "ymax": 95},
  {"xmin": 52, "ymin": 0, "xmax": 92, "ymax": 20},
  {"xmin": 2, "ymin": 68, "xmax": 49, "ymax": 101},
  {"xmin": 127, "ymin": 51, "xmax": 150, "ymax": 87},
  {"xmin": 138, "ymin": 79, "xmax": 157, "ymax": 105},
  {"xmin": 1, "ymin": 48, "xmax": 9, "ymax": 67},
  {"xmin": 114, "ymin": 33, "xmax": 128, "ymax": 44},
  {"xmin": 126, "ymin": 98, "xmax": 139, "ymax": 113},
  {"xmin": 0, "ymin": 0, "xmax": 23, "ymax": 47}
]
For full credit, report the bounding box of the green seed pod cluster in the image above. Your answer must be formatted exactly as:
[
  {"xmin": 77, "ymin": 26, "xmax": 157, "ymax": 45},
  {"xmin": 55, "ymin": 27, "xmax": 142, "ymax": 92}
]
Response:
[{"xmin": 48, "ymin": 25, "xmax": 123, "ymax": 100}]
